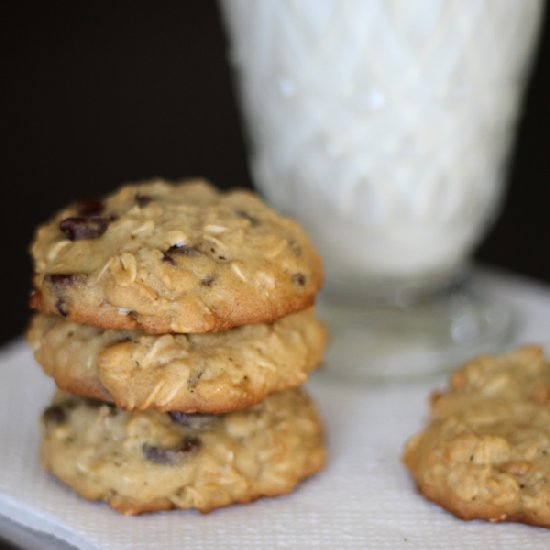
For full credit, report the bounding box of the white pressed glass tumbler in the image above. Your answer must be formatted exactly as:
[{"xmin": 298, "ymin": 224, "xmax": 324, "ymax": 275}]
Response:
[{"xmin": 221, "ymin": 0, "xmax": 544, "ymax": 379}]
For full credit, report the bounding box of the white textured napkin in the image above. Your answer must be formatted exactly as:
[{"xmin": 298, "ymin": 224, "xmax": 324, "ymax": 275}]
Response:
[{"xmin": 1, "ymin": 271, "xmax": 550, "ymax": 550}]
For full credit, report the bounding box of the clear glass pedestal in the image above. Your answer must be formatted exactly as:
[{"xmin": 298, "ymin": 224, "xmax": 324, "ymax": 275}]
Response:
[{"xmin": 317, "ymin": 272, "xmax": 515, "ymax": 382}]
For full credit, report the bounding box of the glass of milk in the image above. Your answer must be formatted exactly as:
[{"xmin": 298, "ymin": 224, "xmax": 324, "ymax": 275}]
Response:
[{"xmin": 220, "ymin": 0, "xmax": 544, "ymax": 379}]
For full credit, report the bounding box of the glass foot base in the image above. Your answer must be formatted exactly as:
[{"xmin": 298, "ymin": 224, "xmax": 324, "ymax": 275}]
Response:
[{"xmin": 316, "ymin": 279, "xmax": 516, "ymax": 382}]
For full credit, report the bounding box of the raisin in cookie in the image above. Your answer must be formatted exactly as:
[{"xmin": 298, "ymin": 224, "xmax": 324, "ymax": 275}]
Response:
[
  {"xmin": 41, "ymin": 389, "xmax": 326, "ymax": 515},
  {"xmin": 28, "ymin": 309, "xmax": 327, "ymax": 413},
  {"xmin": 31, "ymin": 179, "xmax": 323, "ymax": 333},
  {"xmin": 403, "ymin": 346, "xmax": 550, "ymax": 528}
]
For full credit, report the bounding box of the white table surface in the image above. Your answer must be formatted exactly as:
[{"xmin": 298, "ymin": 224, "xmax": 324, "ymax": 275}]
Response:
[{"xmin": 1, "ymin": 269, "xmax": 549, "ymax": 549}]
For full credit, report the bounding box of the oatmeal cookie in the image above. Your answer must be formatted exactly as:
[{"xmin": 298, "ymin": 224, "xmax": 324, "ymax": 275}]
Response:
[
  {"xmin": 41, "ymin": 389, "xmax": 326, "ymax": 515},
  {"xmin": 403, "ymin": 346, "xmax": 550, "ymax": 527},
  {"xmin": 28, "ymin": 309, "xmax": 327, "ymax": 413},
  {"xmin": 30, "ymin": 179, "xmax": 323, "ymax": 333}
]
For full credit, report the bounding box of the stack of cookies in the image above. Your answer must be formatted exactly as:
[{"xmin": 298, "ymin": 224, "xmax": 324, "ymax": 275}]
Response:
[{"xmin": 27, "ymin": 179, "xmax": 327, "ymax": 515}]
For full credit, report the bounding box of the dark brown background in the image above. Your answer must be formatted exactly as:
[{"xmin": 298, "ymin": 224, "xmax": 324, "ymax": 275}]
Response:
[{"xmin": 2, "ymin": 2, "xmax": 549, "ymax": 345}]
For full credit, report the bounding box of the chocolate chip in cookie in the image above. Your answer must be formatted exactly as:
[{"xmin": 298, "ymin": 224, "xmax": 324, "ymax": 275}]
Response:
[
  {"xmin": 142, "ymin": 437, "xmax": 201, "ymax": 465},
  {"xmin": 59, "ymin": 217, "xmax": 110, "ymax": 241}
]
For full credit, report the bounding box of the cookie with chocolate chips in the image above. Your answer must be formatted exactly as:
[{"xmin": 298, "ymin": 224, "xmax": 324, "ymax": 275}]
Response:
[
  {"xmin": 28, "ymin": 308, "xmax": 327, "ymax": 413},
  {"xmin": 403, "ymin": 346, "xmax": 550, "ymax": 528},
  {"xmin": 41, "ymin": 388, "xmax": 326, "ymax": 515},
  {"xmin": 30, "ymin": 179, "xmax": 323, "ymax": 333}
]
